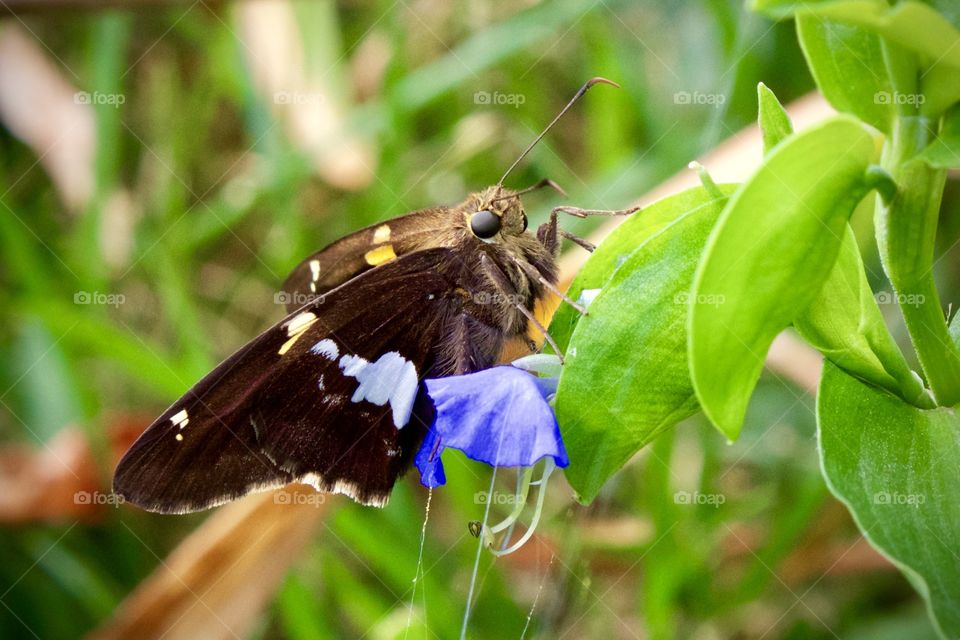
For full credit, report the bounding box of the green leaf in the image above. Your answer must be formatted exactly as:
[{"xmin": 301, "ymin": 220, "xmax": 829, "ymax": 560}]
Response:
[
  {"xmin": 950, "ymin": 309, "xmax": 960, "ymax": 349},
  {"xmin": 11, "ymin": 320, "xmax": 83, "ymax": 442},
  {"xmin": 922, "ymin": 0, "xmax": 960, "ymax": 32},
  {"xmin": 758, "ymin": 1, "xmax": 960, "ymax": 71},
  {"xmin": 549, "ymin": 184, "xmax": 738, "ymax": 353},
  {"xmin": 794, "ymin": 226, "xmax": 931, "ymax": 407},
  {"xmin": 24, "ymin": 300, "xmax": 187, "ymax": 399},
  {"xmin": 877, "ymin": 116, "xmax": 960, "ymax": 405},
  {"xmin": 757, "ymin": 82, "xmax": 794, "ymax": 154},
  {"xmin": 689, "ymin": 116, "xmax": 877, "ymax": 440},
  {"xmin": 920, "ymin": 56, "xmax": 960, "ymax": 117},
  {"xmin": 818, "ymin": 363, "xmax": 960, "ymax": 638},
  {"xmin": 278, "ymin": 574, "xmax": 336, "ymax": 640},
  {"xmin": 918, "ymin": 106, "xmax": 960, "ymax": 168},
  {"xmin": 391, "ymin": 0, "xmax": 602, "ymax": 111},
  {"xmin": 555, "ymin": 190, "xmax": 730, "ymax": 504},
  {"xmin": 795, "ymin": 14, "xmax": 894, "ymax": 133}
]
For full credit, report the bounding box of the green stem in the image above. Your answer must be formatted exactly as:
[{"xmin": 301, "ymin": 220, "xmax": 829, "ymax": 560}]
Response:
[{"xmin": 876, "ymin": 115, "xmax": 960, "ymax": 406}]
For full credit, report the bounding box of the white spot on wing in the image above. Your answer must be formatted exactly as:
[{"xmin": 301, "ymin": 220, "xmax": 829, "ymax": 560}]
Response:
[
  {"xmin": 286, "ymin": 311, "xmax": 317, "ymax": 335},
  {"xmin": 373, "ymin": 224, "xmax": 391, "ymax": 243},
  {"xmin": 279, "ymin": 311, "xmax": 318, "ymax": 355},
  {"xmin": 338, "ymin": 352, "xmax": 419, "ymax": 428},
  {"xmin": 170, "ymin": 409, "xmax": 189, "ymax": 430},
  {"xmin": 309, "ymin": 259, "xmax": 321, "ymax": 282},
  {"xmin": 339, "ymin": 353, "xmax": 368, "ymax": 377},
  {"xmin": 322, "ymin": 393, "xmax": 345, "ymax": 408},
  {"xmin": 309, "ymin": 339, "xmax": 339, "ymax": 360}
]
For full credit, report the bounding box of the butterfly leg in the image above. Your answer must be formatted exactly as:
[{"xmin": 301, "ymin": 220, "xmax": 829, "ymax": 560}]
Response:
[
  {"xmin": 536, "ymin": 212, "xmax": 560, "ymax": 255},
  {"xmin": 515, "ymin": 306, "xmax": 564, "ymax": 363},
  {"xmin": 558, "ymin": 228, "xmax": 595, "ymax": 252},
  {"xmin": 552, "ymin": 204, "xmax": 641, "ymax": 219},
  {"xmin": 478, "ymin": 254, "xmax": 565, "ymax": 362},
  {"xmin": 510, "ymin": 255, "xmax": 588, "ymax": 316},
  {"xmin": 537, "ymin": 204, "xmax": 640, "ymax": 255}
]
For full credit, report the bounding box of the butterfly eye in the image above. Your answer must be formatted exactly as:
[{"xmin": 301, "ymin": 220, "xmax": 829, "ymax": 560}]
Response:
[
  {"xmin": 521, "ymin": 213, "xmax": 528, "ymax": 232},
  {"xmin": 469, "ymin": 210, "xmax": 502, "ymax": 239}
]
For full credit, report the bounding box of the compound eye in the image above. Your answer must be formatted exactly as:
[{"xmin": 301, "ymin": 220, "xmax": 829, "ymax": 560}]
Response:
[
  {"xmin": 470, "ymin": 210, "xmax": 502, "ymax": 239},
  {"xmin": 520, "ymin": 213, "xmax": 528, "ymax": 232}
]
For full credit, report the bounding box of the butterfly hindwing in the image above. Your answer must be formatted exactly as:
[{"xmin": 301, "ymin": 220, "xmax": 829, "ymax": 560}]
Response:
[{"xmin": 114, "ymin": 248, "xmax": 486, "ymax": 513}]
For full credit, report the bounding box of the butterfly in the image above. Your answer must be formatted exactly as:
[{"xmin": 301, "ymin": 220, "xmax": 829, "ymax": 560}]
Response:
[{"xmin": 113, "ymin": 77, "xmax": 635, "ymax": 513}]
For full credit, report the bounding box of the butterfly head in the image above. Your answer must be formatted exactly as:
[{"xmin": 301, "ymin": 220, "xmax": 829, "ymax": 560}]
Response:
[
  {"xmin": 465, "ymin": 186, "xmax": 528, "ymax": 242},
  {"xmin": 464, "ymin": 78, "xmax": 620, "ymax": 246}
]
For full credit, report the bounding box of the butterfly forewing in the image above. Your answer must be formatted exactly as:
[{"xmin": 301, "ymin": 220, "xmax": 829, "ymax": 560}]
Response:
[
  {"xmin": 281, "ymin": 208, "xmax": 457, "ymax": 312},
  {"xmin": 114, "ymin": 248, "xmax": 479, "ymax": 513}
]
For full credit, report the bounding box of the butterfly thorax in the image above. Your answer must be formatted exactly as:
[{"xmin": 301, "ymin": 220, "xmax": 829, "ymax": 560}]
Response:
[{"xmin": 443, "ymin": 187, "xmax": 559, "ymax": 353}]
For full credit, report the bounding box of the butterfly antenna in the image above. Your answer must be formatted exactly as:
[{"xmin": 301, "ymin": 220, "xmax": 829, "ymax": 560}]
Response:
[{"xmin": 497, "ymin": 77, "xmax": 619, "ymax": 186}]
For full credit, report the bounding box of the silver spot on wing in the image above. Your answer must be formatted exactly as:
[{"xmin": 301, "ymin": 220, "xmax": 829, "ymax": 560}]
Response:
[{"xmin": 337, "ymin": 352, "xmax": 419, "ymax": 428}]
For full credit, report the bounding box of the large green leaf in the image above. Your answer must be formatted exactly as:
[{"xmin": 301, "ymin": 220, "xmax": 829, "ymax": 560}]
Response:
[
  {"xmin": 555, "ymin": 191, "xmax": 729, "ymax": 504},
  {"xmin": 794, "ymin": 226, "xmax": 931, "ymax": 407},
  {"xmin": 757, "ymin": 0, "xmax": 960, "ymax": 71},
  {"xmin": 920, "ymin": 61, "xmax": 960, "ymax": 118},
  {"xmin": 795, "ymin": 14, "xmax": 893, "ymax": 133},
  {"xmin": 919, "ymin": 106, "xmax": 960, "ymax": 169},
  {"xmin": 818, "ymin": 363, "xmax": 960, "ymax": 638},
  {"xmin": 689, "ymin": 116, "xmax": 877, "ymax": 440},
  {"xmin": 549, "ymin": 184, "xmax": 737, "ymax": 353},
  {"xmin": 922, "ymin": 0, "xmax": 960, "ymax": 31}
]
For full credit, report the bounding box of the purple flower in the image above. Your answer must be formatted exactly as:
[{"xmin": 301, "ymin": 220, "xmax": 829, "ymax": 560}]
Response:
[{"xmin": 414, "ymin": 365, "xmax": 568, "ymax": 488}]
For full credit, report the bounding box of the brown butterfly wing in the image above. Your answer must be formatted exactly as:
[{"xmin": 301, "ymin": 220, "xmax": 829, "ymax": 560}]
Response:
[
  {"xmin": 281, "ymin": 207, "xmax": 459, "ymax": 312},
  {"xmin": 114, "ymin": 248, "xmax": 502, "ymax": 513}
]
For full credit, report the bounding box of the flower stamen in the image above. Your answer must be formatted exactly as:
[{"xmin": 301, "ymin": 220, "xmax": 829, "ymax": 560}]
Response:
[{"xmin": 481, "ymin": 458, "xmax": 556, "ymax": 556}]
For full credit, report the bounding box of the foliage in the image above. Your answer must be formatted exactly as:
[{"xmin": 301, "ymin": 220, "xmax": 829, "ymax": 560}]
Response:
[
  {"xmin": 552, "ymin": 1, "xmax": 960, "ymax": 636},
  {"xmin": 1, "ymin": 0, "xmax": 957, "ymax": 638}
]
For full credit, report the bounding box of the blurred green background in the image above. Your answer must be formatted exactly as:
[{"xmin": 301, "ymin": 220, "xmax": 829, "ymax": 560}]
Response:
[{"xmin": 0, "ymin": 0, "xmax": 954, "ymax": 638}]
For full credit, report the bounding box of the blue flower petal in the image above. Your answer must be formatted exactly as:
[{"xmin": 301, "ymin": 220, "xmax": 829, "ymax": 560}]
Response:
[
  {"xmin": 414, "ymin": 430, "xmax": 446, "ymax": 487},
  {"xmin": 414, "ymin": 366, "xmax": 568, "ymax": 488}
]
